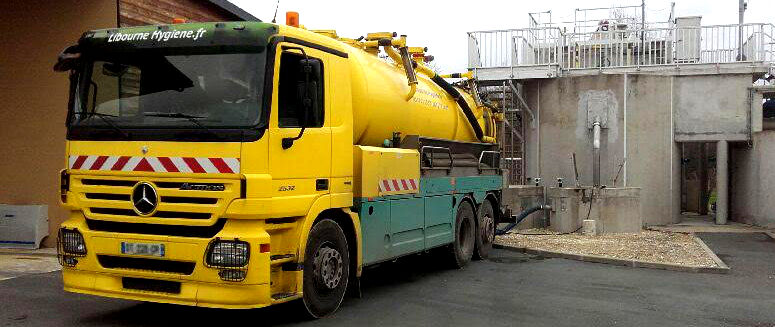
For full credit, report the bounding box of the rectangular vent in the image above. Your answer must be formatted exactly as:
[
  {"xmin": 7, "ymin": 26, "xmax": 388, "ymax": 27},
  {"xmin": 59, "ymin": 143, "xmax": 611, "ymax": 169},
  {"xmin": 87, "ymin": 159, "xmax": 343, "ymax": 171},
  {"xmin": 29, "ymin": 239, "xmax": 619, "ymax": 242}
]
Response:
[
  {"xmin": 153, "ymin": 211, "xmax": 211, "ymax": 219},
  {"xmin": 86, "ymin": 219, "xmax": 226, "ymax": 238},
  {"xmin": 122, "ymin": 277, "xmax": 181, "ymax": 294},
  {"xmin": 161, "ymin": 196, "xmax": 218, "ymax": 204},
  {"xmin": 81, "ymin": 179, "xmax": 136, "ymax": 187},
  {"xmin": 99, "ymin": 255, "xmax": 195, "ymax": 275},
  {"xmin": 91, "ymin": 208, "xmax": 135, "ymax": 216},
  {"xmin": 85, "ymin": 193, "xmax": 131, "ymax": 201},
  {"xmin": 155, "ymin": 182, "xmax": 225, "ymax": 190}
]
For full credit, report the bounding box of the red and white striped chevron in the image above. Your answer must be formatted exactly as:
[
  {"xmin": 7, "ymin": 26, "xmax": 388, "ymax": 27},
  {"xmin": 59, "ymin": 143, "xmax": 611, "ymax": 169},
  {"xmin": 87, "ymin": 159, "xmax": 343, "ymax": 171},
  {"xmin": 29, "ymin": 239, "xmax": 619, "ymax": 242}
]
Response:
[
  {"xmin": 68, "ymin": 155, "xmax": 240, "ymax": 174},
  {"xmin": 379, "ymin": 178, "xmax": 419, "ymax": 193}
]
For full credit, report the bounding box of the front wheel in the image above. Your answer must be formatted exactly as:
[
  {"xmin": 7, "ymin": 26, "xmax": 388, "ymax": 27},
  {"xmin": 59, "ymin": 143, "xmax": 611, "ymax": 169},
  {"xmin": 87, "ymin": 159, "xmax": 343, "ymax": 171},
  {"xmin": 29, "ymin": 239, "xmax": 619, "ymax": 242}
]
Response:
[{"xmin": 301, "ymin": 219, "xmax": 350, "ymax": 318}]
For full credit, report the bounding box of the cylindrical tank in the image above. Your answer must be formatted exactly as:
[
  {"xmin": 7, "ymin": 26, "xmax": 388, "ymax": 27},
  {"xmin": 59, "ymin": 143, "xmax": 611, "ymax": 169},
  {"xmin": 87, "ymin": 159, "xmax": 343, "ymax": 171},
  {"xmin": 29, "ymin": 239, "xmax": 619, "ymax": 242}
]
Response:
[{"xmin": 345, "ymin": 46, "xmax": 494, "ymax": 147}]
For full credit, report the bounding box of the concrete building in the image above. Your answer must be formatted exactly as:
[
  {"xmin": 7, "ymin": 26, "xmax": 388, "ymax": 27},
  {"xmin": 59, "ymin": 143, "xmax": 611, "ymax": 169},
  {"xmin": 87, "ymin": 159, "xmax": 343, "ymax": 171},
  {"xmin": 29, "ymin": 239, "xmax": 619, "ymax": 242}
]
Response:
[
  {"xmin": 0, "ymin": 0, "xmax": 257, "ymax": 247},
  {"xmin": 470, "ymin": 6, "xmax": 774, "ymax": 227}
]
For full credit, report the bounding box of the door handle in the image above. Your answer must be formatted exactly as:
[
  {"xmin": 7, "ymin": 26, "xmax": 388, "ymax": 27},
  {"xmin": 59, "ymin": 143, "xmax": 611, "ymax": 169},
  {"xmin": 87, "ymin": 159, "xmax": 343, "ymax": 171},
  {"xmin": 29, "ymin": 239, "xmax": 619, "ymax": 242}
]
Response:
[{"xmin": 316, "ymin": 179, "xmax": 329, "ymax": 191}]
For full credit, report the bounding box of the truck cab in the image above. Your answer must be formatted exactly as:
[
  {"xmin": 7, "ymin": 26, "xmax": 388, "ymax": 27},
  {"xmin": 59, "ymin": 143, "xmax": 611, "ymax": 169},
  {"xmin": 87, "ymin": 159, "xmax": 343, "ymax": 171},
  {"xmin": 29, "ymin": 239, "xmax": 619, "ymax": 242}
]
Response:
[{"xmin": 57, "ymin": 21, "xmax": 359, "ymax": 316}]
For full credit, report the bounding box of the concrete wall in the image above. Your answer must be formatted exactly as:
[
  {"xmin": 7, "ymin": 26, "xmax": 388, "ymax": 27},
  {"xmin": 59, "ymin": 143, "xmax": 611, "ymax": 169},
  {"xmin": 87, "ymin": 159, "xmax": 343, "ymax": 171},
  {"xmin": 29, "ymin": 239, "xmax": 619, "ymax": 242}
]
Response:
[
  {"xmin": 673, "ymin": 74, "xmax": 752, "ymax": 141},
  {"xmin": 625, "ymin": 75, "xmax": 682, "ymax": 225},
  {"xmin": 0, "ymin": 0, "xmax": 118, "ymax": 247},
  {"xmin": 523, "ymin": 74, "xmax": 681, "ymax": 226},
  {"xmin": 730, "ymin": 131, "xmax": 775, "ymax": 227}
]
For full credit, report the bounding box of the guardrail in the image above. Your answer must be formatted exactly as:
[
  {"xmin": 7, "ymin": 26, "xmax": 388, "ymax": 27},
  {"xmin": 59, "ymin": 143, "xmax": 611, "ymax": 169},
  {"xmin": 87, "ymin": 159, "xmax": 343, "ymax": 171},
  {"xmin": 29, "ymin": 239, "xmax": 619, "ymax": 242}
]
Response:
[{"xmin": 468, "ymin": 23, "xmax": 775, "ymax": 71}]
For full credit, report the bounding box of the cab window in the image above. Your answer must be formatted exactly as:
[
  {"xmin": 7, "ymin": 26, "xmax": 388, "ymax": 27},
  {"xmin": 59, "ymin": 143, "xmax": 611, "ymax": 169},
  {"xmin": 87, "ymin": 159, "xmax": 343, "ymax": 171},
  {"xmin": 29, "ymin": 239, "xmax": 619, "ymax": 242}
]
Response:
[{"xmin": 277, "ymin": 51, "xmax": 324, "ymax": 128}]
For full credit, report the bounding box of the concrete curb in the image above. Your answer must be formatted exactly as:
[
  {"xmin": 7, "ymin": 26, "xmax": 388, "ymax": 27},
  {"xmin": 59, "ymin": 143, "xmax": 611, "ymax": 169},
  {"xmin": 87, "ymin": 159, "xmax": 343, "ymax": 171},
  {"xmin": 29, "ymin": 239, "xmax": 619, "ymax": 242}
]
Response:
[
  {"xmin": 0, "ymin": 248, "xmax": 57, "ymax": 258},
  {"xmin": 764, "ymin": 231, "xmax": 775, "ymax": 241},
  {"xmin": 493, "ymin": 243, "xmax": 730, "ymax": 274},
  {"xmin": 690, "ymin": 233, "xmax": 730, "ymax": 272}
]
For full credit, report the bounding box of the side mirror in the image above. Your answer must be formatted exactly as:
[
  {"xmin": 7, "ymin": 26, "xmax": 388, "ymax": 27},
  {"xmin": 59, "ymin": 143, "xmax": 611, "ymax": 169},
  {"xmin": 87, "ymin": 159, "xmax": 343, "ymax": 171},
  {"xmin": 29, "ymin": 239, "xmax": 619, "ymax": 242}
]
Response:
[{"xmin": 53, "ymin": 44, "xmax": 81, "ymax": 72}]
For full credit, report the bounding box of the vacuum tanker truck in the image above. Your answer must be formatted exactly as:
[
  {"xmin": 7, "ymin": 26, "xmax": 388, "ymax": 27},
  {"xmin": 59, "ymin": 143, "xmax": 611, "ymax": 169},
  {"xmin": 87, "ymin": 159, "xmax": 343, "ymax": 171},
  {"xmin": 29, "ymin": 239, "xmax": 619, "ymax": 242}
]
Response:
[{"xmin": 54, "ymin": 14, "xmax": 506, "ymax": 317}]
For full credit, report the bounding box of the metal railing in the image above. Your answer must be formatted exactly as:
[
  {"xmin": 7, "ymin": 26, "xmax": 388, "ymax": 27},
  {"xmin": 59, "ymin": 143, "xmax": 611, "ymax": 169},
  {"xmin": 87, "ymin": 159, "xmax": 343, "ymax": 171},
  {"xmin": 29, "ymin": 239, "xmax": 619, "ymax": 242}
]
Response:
[
  {"xmin": 468, "ymin": 27, "xmax": 562, "ymax": 68},
  {"xmin": 468, "ymin": 23, "xmax": 775, "ymax": 71}
]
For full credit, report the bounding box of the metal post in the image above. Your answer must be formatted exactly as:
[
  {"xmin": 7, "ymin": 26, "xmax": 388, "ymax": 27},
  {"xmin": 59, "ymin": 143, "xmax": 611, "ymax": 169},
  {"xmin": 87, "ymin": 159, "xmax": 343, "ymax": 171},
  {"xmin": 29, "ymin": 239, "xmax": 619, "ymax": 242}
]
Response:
[
  {"xmin": 716, "ymin": 140, "xmax": 728, "ymax": 225},
  {"xmin": 738, "ymin": 0, "xmax": 746, "ymax": 61},
  {"xmin": 592, "ymin": 121, "xmax": 601, "ymax": 187}
]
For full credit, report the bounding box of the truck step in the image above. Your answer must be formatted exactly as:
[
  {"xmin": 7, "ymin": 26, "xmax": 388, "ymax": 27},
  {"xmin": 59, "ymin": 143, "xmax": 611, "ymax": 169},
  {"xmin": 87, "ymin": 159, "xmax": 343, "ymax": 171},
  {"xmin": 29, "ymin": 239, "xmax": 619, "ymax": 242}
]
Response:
[
  {"xmin": 270, "ymin": 254, "xmax": 295, "ymax": 265},
  {"xmin": 271, "ymin": 292, "xmax": 298, "ymax": 300}
]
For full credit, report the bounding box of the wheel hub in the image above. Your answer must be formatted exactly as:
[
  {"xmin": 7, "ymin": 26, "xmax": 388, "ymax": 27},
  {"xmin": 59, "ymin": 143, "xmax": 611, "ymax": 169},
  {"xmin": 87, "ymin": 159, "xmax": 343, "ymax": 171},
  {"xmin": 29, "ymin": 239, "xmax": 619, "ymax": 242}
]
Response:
[
  {"xmin": 482, "ymin": 213, "xmax": 494, "ymax": 243},
  {"xmin": 313, "ymin": 246, "xmax": 343, "ymax": 290}
]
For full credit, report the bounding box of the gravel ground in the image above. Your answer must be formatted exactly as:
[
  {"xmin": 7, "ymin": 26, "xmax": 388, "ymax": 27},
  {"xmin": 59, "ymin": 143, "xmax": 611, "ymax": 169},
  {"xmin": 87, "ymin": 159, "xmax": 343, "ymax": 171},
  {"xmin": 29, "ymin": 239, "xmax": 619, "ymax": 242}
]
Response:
[{"xmin": 496, "ymin": 229, "xmax": 719, "ymax": 267}]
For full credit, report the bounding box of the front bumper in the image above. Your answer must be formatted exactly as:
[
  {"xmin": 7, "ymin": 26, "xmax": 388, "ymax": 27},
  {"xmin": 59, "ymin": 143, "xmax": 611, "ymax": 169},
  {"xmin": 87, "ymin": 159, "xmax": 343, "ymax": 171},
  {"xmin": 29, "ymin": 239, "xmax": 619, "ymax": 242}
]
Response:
[
  {"xmin": 63, "ymin": 269, "xmax": 271, "ymax": 309},
  {"xmin": 59, "ymin": 214, "xmax": 279, "ymax": 309}
]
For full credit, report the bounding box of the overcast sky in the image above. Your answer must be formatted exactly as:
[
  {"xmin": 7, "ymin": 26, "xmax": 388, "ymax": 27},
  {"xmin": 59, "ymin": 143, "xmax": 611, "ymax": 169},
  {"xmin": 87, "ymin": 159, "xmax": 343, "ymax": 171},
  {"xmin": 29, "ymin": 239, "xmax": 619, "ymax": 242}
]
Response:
[{"xmin": 230, "ymin": 0, "xmax": 774, "ymax": 72}]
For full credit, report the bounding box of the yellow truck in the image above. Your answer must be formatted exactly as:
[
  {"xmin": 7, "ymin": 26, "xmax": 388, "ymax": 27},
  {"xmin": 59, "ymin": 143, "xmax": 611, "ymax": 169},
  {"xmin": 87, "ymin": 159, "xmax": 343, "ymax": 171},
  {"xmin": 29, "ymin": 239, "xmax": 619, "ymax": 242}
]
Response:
[{"xmin": 54, "ymin": 16, "xmax": 505, "ymax": 317}]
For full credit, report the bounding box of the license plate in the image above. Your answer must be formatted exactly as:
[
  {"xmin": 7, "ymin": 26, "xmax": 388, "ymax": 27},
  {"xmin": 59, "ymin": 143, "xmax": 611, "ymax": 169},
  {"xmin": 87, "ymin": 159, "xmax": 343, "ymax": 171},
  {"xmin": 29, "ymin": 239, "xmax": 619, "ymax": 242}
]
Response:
[{"xmin": 121, "ymin": 242, "xmax": 165, "ymax": 257}]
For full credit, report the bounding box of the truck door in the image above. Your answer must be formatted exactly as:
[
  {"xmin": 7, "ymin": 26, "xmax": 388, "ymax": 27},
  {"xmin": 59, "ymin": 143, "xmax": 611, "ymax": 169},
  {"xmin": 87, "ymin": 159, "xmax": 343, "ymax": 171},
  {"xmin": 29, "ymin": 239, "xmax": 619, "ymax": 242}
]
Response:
[{"xmin": 268, "ymin": 43, "xmax": 332, "ymax": 212}]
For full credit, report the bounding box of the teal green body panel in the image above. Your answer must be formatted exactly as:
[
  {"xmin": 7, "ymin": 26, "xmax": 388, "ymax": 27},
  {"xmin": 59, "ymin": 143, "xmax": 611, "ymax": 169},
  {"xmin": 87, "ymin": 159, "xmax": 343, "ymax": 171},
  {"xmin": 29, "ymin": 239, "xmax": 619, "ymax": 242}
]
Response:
[
  {"xmin": 388, "ymin": 198, "xmax": 425, "ymax": 255},
  {"xmin": 360, "ymin": 200, "xmax": 390, "ymax": 264},
  {"xmin": 424, "ymin": 195, "xmax": 455, "ymax": 248},
  {"xmin": 356, "ymin": 175, "xmax": 502, "ymax": 266}
]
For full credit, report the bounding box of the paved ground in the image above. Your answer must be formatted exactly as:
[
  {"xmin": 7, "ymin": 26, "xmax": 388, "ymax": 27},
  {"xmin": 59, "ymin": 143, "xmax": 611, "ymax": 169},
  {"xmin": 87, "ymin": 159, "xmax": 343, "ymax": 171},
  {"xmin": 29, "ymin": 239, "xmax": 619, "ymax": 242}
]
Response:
[
  {"xmin": 0, "ymin": 248, "xmax": 59, "ymax": 281},
  {"xmin": 650, "ymin": 216, "xmax": 773, "ymax": 234},
  {"xmin": 1, "ymin": 233, "xmax": 775, "ymax": 327}
]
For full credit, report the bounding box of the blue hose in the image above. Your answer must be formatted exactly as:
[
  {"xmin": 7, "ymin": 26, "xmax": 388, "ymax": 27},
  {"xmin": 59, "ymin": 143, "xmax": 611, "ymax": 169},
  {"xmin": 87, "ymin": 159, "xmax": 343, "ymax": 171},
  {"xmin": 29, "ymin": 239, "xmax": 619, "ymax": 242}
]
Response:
[{"xmin": 495, "ymin": 205, "xmax": 544, "ymax": 236}]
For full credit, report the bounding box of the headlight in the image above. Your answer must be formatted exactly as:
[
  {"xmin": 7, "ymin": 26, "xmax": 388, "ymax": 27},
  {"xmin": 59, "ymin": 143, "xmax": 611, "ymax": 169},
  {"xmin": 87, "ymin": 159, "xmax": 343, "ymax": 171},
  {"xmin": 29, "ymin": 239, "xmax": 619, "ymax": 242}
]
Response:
[
  {"xmin": 57, "ymin": 228, "xmax": 86, "ymax": 267},
  {"xmin": 205, "ymin": 239, "xmax": 250, "ymax": 268},
  {"xmin": 58, "ymin": 228, "xmax": 86, "ymax": 256}
]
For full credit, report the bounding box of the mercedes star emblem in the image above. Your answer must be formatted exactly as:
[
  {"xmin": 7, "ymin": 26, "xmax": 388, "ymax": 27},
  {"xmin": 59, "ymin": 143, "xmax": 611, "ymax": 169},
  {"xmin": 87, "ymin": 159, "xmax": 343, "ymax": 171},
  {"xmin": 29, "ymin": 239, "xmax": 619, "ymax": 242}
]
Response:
[{"xmin": 131, "ymin": 182, "xmax": 158, "ymax": 216}]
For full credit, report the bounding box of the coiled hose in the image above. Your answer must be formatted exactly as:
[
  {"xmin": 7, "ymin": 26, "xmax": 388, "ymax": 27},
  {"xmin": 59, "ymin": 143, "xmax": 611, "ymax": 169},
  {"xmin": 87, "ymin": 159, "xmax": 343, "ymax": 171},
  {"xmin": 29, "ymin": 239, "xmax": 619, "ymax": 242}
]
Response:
[{"xmin": 495, "ymin": 205, "xmax": 546, "ymax": 236}]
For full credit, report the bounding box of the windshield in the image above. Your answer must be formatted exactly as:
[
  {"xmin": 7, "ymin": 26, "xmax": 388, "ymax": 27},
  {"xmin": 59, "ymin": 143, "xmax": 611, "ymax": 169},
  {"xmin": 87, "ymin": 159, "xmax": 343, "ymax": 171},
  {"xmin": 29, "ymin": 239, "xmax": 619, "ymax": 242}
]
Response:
[{"xmin": 68, "ymin": 52, "xmax": 266, "ymax": 140}]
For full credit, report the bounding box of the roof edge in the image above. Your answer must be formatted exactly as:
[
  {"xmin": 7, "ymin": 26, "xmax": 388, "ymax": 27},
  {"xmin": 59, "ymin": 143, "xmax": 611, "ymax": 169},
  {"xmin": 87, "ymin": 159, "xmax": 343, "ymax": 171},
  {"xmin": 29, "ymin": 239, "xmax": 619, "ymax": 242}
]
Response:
[{"xmin": 207, "ymin": 0, "xmax": 260, "ymax": 22}]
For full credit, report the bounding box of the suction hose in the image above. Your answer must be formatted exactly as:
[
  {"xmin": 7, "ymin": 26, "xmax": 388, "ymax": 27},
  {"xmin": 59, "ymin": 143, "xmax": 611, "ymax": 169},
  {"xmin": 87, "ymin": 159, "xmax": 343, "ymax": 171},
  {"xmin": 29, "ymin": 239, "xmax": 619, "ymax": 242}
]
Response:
[
  {"xmin": 495, "ymin": 205, "xmax": 547, "ymax": 236},
  {"xmin": 430, "ymin": 74, "xmax": 486, "ymax": 142},
  {"xmin": 384, "ymin": 46, "xmax": 493, "ymax": 143}
]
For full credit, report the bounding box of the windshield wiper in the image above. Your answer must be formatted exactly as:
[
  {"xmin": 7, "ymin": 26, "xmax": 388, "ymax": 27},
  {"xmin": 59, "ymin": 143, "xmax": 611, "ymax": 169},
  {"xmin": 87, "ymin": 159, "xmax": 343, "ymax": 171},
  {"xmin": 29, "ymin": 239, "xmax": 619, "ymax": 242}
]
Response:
[
  {"xmin": 74, "ymin": 112, "xmax": 130, "ymax": 139},
  {"xmin": 144, "ymin": 112, "xmax": 223, "ymax": 140}
]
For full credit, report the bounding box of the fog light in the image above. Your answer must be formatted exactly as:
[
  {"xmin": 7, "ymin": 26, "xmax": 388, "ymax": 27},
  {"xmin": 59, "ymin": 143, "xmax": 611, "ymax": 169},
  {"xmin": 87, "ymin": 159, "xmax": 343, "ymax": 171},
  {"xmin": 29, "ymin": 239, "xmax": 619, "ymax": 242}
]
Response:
[
  {"xmin": 62, "ymin": 256, "xmax": 79, "ymax": 267},
  {"xmin": 218, "ymin": 269, "xmax": 247, "ymax": 282},
  {"xmin": 205, "ymin": 239, "xmax": 250, "ymax": 268}
]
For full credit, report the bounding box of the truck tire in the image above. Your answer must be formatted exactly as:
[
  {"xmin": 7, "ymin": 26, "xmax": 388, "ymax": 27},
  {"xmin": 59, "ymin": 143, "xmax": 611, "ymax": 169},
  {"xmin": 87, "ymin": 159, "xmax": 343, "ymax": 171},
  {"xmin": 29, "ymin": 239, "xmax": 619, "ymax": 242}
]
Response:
[
  {"xmin": 302, "ymin": 219, "xmax": 350, "ymax": 318},
  {"xmin": 474, "ymin": 200, "xmax": 496, "ymax": 259},
  {"xmin": 448, "ymin": 200, "xmax": 475, "ymax": 268}
]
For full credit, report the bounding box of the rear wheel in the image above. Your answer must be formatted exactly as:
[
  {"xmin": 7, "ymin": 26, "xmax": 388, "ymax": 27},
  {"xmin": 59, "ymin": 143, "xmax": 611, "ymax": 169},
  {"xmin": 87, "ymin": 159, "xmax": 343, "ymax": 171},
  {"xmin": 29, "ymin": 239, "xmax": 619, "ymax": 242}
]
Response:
[
  {"xmin": 474, "ymin": 200, "xmax": 496, "ymax": 259},
  {"xmin": 448, "ymin": 200, "xmax": 475, "ymax": 268},
  {"xmin": 301, "ymin": 219, "xmax": 350, "ymax": 318}
]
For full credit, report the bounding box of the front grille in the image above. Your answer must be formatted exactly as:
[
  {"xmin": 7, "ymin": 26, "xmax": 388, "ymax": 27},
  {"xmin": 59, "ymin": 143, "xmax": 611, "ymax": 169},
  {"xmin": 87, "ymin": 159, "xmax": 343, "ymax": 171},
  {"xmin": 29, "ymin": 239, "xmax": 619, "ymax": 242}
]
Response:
[
  {"xmin": 122, "ymin": 277, "xmax": 181, "ymax": 294},
  {"xmin": 72, "ymin": 176, "xmax": 238, "ymax": 222},
  {"xmin": 86, "ymin": 218, "xmax": 226, "ymax": 238},
  {"xmin": 99, "ymin": 255, "xmax": 195, "ymax": 275}
]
